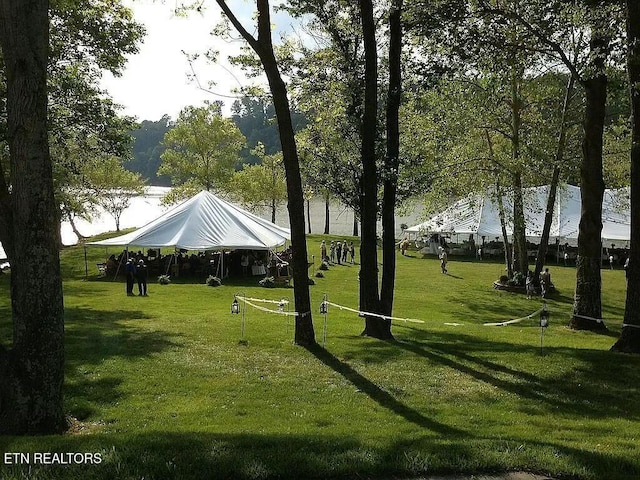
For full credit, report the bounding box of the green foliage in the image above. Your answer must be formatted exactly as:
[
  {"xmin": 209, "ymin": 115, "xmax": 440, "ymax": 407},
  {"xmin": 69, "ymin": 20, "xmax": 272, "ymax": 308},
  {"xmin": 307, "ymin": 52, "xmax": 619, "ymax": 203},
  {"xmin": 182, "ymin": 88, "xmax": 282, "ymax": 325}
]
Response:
[
  {"xmin": 229, "ymin": 143, "xmax": 287, "ymax": 220},
  {"xmin": 157, "ymin": 275, "xmax": 171, "ymax": 285},
  {"xmin": 230, "ymin": 96, "xmax": 282, "ymax": 164},
  {"xmin": 127, "ymin": 116, "xmax": 173, "ymax": 186},
  {"xmin": 159, "ymin": 102, "xmax": 246, "ymax": 203},
  {"xmin": 206, "ymin": 275, "xmax": 222, "ymax": 287}
]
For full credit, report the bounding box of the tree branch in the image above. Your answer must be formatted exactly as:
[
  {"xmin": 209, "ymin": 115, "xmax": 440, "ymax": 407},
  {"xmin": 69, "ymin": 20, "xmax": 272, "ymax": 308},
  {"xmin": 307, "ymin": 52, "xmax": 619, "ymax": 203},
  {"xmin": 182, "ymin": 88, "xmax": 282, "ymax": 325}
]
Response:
[
  {"xmin": 215, "ymin": 0, "xmax": 259, "ymax": 51},
  {"xmin": 476, "ymin": 0, "xmax": 584, "ymax": 84}
]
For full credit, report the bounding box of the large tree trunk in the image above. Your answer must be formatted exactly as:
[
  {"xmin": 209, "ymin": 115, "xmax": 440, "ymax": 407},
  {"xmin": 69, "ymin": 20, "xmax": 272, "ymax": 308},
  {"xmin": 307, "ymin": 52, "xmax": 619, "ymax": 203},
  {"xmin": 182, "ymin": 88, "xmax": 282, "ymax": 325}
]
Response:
[
  {"xmin": 216, "ymin": 0, "xmax": 315, "ymax": 345},
  {"xmin": 0, "ymin": 0, "xmax": 67, "ymax": 434},
  {"xmin": 611, "ymin": 0, "xmax": 640, "ymax": 352},
  {"xmin": 379, "ymin": 0, "xmax": 402, "ymax": 325},
  {"xmin": 570, "ymin": 24, "xmax": 609, "ymax": 331},
  {"xmin": 358, "ymin": 0, "xmax": 386, "ymax": 338}
]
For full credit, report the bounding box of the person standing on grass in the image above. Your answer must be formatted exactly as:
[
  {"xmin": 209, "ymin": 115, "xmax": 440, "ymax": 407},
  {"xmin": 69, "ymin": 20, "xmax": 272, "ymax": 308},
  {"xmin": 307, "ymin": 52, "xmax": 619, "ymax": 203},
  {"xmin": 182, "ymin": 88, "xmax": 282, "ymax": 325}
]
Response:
[
  {"xmin": 525, "ymin": 270, "xmax": 535, "ymax": 299},
  {"xmin": 349, "ymin": 241, "xmax": 355, "ymax": 264},
  {"xmin": 336, "ymin": 241, "xmax": 342, "ymax": 265},
  {"xmin": 540, "ymin": 267, "xmax": 551, "ymax": 298},
  {"xmin": 342, "ymin": 240, "xmax": 348, "ymax": 263},
  {"xmin": 330, "ymin": 241, "xmax": 336, "ymax": 263},
  {"xmin": 400, "ymin": 237, "xmax": 410, "ymax": 256},
  {"xmin": 136, "ymin": 259, "xmax": 148, "ymax": 296},
  {"xmin": 125, "ymin": 258, "xmax": 136, "ymax": 296},
  {"xmin": 439, "ymin": 246, "xmax": 448, "ymax": 274},
  {"xmin": 321, "ymin": 240, "xmax": 327, "ymax": 263}
]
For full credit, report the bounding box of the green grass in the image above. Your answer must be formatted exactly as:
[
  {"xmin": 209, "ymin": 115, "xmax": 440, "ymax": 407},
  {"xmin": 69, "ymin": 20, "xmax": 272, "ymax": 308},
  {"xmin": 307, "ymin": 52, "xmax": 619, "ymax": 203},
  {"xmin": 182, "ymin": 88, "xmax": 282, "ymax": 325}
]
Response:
[{"xmin": 0, "ymin": 236, "xmax": 638, "ymax": 480}]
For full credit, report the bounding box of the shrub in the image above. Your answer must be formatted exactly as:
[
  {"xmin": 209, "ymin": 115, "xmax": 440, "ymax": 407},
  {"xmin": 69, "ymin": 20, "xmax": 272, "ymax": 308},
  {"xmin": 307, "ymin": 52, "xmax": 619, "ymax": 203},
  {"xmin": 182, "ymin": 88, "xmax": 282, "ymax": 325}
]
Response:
[
  {"xmin": 498, "ymin": 275, "xmax": 509, "ymax": 284},
  {"xmin": 206, "ymin": 275, "xmax": 222, "ymax": 287},
  {"xmin": 318, "ymin": 261, "xmax": 329, "ymax": 271},
  {"xmin": 157, "ymin": 274, "xmax": 171, "ymax": 285},
  {"xmin": 512, "ymin": 271, "xmax": 525, "ymax": 287},
  {"xmin": 315, "ymin": 271, "xmax": 324, "ymax": 278},
  {"xmin": 259, "ymin": 276, "xmax": 275, "ymax": 288}
]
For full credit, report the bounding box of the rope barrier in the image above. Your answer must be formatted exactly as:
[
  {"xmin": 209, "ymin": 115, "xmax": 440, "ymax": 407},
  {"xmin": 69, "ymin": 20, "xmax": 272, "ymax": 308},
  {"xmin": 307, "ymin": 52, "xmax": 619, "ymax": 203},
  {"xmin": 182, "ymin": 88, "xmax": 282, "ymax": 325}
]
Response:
[
  {"xmin": 622, "ymin": 323, "xmax": 640, "ymax": 329},
  {"xmin": 483, "ymin": 308, "xmax": 543, "ymax": 327},
  {"xmin": 325, "ymin": 301, "xmax": 425, "ymax": 324},
  {"xmin": 238, "ymin": 296, "xmax": 298, "ymax": 317},
  {"xmin": 572, "ymin": 313, "xmax": 605, "ymax": 323},
  {"xmin": 242, "ymin": 296, "xmax": 290, "ymax": 305}
]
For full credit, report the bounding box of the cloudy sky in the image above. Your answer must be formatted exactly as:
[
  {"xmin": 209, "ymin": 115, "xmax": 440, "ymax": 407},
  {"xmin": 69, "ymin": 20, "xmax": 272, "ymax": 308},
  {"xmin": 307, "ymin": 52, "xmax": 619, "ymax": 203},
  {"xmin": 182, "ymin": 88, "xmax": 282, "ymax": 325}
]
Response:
[{"xmin": 100, "ymin": 1, "xmax": 301, "ymax": 121}]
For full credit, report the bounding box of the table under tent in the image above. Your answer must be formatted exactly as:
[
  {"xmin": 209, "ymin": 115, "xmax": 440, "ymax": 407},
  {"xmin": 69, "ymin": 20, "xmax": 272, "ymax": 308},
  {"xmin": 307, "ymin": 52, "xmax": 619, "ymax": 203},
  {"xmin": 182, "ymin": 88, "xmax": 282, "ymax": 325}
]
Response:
[{"xmin": 86, "ymin": 190, "xmax": 292, "ymax": 284}]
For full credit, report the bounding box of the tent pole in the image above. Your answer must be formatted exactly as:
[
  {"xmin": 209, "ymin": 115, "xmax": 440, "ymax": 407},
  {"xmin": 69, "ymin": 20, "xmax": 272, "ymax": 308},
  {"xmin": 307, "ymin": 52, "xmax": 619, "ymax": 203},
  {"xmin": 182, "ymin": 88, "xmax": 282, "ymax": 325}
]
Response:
[
  {"xmin": 113, "ymin": 248, "xmax": 126, "ymax": 281},
  {"xmin": 165, "ymin": 251, "xmax": 174, "ymax": 276}
]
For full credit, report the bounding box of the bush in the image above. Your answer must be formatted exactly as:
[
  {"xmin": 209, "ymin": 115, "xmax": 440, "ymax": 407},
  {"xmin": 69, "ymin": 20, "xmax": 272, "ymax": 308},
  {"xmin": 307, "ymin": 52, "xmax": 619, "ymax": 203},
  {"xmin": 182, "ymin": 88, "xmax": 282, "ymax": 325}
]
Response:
[
  {"xmin": 318, "ymin": 261, "xmax": 329, "ymax": 271},
  {"xmin": 498, "ymin": 275, "xmax": 509, "ymax": 284},
  {"xmin": 315, "ymin": 271, "xmax": 324, "ymax": 278},
  {"xmin": 511, "ymin": 271, "xmax": 525, "ymax": 287},
  {"xmin": 206, "ymin": 275, "xmax": 222, "ymax": 287},
  {"xmin": 157, "ymin": 274, "xmax": 171, "ymax": 285},
  {"xmin": 259, "ymin": 276, "xmax": 275, "ymax": 288}
]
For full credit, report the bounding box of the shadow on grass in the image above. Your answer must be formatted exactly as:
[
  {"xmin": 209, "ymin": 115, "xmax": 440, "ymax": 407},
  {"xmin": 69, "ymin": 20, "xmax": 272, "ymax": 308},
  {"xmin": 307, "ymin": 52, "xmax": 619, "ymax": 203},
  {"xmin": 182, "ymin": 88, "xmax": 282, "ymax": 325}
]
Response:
[
  {"xmin": 304, "ymin": 344, "xmax": 461, "ymax": 435},
  {"xmin": 64, "ymin": 307, "xmax": 182, "ymax": 420},
  {"xmin": 1, "ymin": 430, "xmax": 639, "ymax": 480},
  {"xmin": 336, "ymin": 329, "xmax": 640, "ymax": 422}
]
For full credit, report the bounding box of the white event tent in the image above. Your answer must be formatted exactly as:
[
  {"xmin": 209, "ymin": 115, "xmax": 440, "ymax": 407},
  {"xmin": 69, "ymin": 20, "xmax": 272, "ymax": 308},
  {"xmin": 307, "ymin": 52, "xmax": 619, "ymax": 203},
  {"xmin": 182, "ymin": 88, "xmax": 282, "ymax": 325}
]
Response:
[
  {"xmin": 406, "ymin": 185, "xmax": 630, "ymax": 246},
  {"xmin": 88, "ymin": 190, "xmax": 291, "ymax": 251}
]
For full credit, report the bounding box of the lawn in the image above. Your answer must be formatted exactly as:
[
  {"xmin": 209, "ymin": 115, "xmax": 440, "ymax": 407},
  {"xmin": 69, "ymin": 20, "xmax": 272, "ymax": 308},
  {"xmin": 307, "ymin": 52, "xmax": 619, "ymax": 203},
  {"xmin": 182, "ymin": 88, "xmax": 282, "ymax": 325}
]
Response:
[{"xmin": 0, "ymin": 235, "xmax": 638, "ymax": 480}]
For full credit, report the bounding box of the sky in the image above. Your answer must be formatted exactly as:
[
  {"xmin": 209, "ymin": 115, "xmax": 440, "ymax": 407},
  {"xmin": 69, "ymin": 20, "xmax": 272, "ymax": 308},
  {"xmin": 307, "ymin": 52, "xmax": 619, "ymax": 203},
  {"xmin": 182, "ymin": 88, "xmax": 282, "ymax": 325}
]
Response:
[{"xmin": 100, "ymin": 1, "xmax": 301, "ymax": 121}]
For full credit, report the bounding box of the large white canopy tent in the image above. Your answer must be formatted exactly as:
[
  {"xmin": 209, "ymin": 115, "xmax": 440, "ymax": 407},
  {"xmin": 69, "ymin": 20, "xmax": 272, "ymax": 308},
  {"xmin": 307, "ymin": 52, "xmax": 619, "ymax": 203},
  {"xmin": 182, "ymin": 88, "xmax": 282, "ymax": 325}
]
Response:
[
  {"xmin": 406, "ymin": 185, "xmax": 630, "ymax": 248},
  {"xmin": 87, "ymin": 190, "xmax": 291, "ymax": 276}
]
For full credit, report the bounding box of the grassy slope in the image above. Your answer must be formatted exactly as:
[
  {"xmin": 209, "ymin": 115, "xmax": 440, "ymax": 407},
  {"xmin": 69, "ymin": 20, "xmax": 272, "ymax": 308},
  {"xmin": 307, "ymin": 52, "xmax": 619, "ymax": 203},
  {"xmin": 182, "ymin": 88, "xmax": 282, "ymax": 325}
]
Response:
[{"xmin": 0, "ymin": 236, "xmax": 638, "ymax": 480}]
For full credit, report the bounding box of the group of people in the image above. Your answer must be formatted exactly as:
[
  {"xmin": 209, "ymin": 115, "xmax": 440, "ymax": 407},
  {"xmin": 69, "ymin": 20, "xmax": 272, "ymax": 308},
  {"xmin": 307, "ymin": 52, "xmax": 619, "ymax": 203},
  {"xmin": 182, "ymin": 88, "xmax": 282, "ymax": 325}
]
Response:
[
  {"xmin": 525, "ymin": 268, "xmax": 552, "ymax": 300},
  {"xmin": 320, "ymin": 240, "xmax": 356, "ymax": 265},
  {"xmin": 125, "ymin": 257, "xmax": 148, "ymax": 297}
]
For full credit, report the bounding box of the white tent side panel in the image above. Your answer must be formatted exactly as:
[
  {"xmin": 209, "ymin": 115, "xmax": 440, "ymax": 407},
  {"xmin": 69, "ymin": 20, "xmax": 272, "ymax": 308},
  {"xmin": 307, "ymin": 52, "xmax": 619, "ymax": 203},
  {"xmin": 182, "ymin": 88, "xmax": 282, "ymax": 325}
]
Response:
[{"xmin": 406, "ymin": 185, "xmax": 630, "ymax": 244}]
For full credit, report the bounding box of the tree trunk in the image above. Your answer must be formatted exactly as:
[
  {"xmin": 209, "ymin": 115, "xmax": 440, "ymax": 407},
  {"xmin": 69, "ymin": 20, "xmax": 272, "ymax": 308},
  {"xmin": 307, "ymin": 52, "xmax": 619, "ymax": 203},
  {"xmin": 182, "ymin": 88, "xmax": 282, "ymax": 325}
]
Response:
[
  {"xmin": 510, "ymin": 70, "xmax": 527, "ymax": 275},
  {"xmin": 271, "ymin": 197, "xmax": 276, "ymax": 224},
  {"xmin": 324, "ymin": 194, "xmax": 330, "ymax": 234},
  {"xmin": 495, "ymin": 182, "xmax": 513, "ymax": 278},
  {"xmin": 534, "ymin": 167, "xmax": 560, "ymax": 289},
  {"xmin": 353, "ymin": 212, "xmax": 358, "ymax": 237},
  {"xmin": 358, "ymin": 0, "xmax": 385, "ymax": 338},
  {"xmin": 511, "ymin": 172, "xmax": 528, "ymax": 274},
  {"xmin": 611, "ymin": 0, "xmax": 640, "ymax": 352},
  {"xmin": 0, "ymin": 0, "xmax": 67, "ymax": 434},
  {"xmin": 534, "ymin": 76, "xmax": 575, "ymax": 289},
  {"xmin": 67, "ymin": 213, "xmax": 87, "ymax": 241},
  {"xmin": 570, "ymin": 25, "xmax": 609, "ymax": 331},
  {"xmin": 379, "ymin": 0, "xmax": 402, "ymax": 325},
  {"xmin": 306, "ymin": 198, "xmax": 311, "ymax": 234},
  {"xmin": 216, "ymin": 0, "xmax": 315, "ymax": 345}
]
